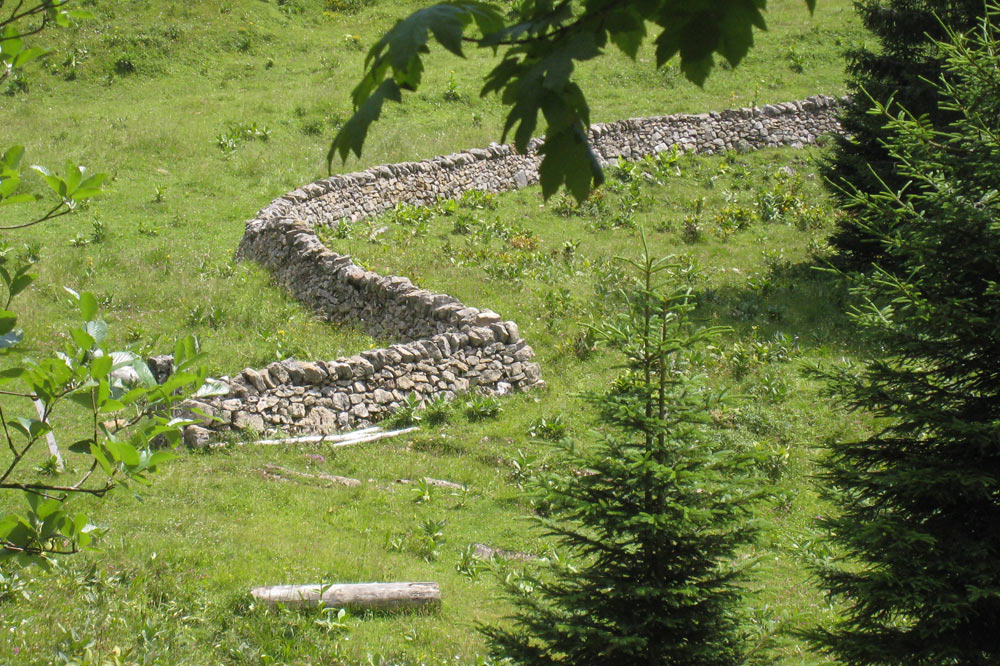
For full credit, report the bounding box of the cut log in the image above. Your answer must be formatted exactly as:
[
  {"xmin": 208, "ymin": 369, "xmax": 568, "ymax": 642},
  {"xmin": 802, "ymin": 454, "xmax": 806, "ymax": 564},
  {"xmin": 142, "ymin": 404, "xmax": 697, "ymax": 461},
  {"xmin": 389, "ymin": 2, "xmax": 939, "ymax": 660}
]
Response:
[
  {"xmin": 251, "ymin": 582, "xmax": 440, "ymax": 611},
  {"xmin": 262, "ymin": 464, "xmax": 361, "ymax": 487},
  {"xmin": 251, "ymin": 426, "xmax": 418, "ymax": 448}
]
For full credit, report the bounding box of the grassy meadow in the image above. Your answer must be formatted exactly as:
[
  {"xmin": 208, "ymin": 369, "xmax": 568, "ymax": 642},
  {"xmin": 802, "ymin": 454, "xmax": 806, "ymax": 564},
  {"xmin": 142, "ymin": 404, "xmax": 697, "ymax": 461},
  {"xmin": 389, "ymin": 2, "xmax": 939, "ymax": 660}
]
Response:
[{"xmin": 0, "ymin": 0, "xmax": 873, "ymax": 664}]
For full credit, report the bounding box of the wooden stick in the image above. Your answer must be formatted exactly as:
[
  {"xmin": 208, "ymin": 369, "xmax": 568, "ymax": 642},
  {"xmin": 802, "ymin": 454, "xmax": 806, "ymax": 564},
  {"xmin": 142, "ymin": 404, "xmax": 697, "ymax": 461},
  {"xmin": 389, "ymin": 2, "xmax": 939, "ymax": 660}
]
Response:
[
  {"xmin": 262, "ymin": 464, "xmax": 361, "ymax": 487},
  {"xmin": 34, "ymin": 399, "xmax": 63, "ymax": 473},
  {"xmin": 251, "ymin": 582, "xmax": 440, "ymax": 611},
  {"xmin": 251, "ymin": 426, "xmax": 419, "ymax": 448},
  {"xmin": 252, "ymin": 426, "xmax": 381, "ymax": 445},
  {"xmin": 396, "ymin": 477, "xmax": 466, "ymax": 490}
]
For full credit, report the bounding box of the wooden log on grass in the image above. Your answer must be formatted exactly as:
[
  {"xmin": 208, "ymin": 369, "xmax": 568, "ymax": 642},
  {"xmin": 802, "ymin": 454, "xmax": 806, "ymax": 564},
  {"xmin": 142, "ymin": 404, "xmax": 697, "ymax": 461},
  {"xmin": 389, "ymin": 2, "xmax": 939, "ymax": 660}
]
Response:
[
  {"xmin": 262, "ymin": 463, "xmax": 361, "ymax": 487},
  {"xmin": 250, "ymin": 582, "xmax": 440, "ymax": 611}
]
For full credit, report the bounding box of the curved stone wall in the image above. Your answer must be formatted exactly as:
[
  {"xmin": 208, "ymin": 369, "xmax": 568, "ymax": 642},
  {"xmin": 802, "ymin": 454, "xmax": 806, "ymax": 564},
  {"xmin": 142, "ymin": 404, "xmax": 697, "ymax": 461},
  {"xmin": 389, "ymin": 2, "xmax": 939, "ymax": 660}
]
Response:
[
  {"xmin": 182, "ymin": 95, "xmax": 844, "ymax": 446},
  {"xmin": 247, "ymin": 95, "xmax": 841, "ymax": 230}
]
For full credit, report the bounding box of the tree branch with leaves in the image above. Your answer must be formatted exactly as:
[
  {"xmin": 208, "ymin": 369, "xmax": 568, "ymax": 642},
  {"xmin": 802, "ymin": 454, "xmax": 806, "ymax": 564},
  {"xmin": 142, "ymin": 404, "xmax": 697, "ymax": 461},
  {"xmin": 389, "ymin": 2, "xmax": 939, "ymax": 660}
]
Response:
[
  {"xmin": 1, "ymin": 0, "xmax": 224, "ymax": 568},
  {"xmin": 329, "ymin": 0, "xmax": 815, "ymax": 202}
]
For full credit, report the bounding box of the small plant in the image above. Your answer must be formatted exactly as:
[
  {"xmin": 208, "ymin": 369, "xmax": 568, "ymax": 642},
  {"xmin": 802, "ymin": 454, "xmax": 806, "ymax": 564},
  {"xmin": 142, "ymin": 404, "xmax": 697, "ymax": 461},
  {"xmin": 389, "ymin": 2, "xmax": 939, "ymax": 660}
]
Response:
[
  {"xmin": 343, "ymin": 33, "xmax": 364, "ymax": 50},
  {"xmin": 541, "ymin": 288, "xmax": 574, "ymax": 330},
  {"xmin": 451, "ymin": 484, "xmax": 473, "ymax": 508},
  {"xmin": 0, "ymin": 565, "xmax": 29, "ymax": 604},
  {"xmin": 509, "ymin": 232, "xmax": 538, "ymax": 251},
  {"xmin": 326, "ymin": 0, "xmax": 373, "ymax": 16},
  {"xmin": 322, "ymin": 219, "xmax": 352, "ymax": 240},
  {"xmin": 215, "ymin": 122, "xmax": 271, "ymax": 154},
  {"xmin": 456, "ymin": 544, "xmax": 483, "ymax": 580},
  {"xmin": 137, "ymin": 220, "xmax": 159, "ymax": 237},
  {"xmin": 411, "ymin": 477, "xmax": 434, "ymax": 505},
  {"xmin": 277, "ymin": 0, "xmax": 304, "ymax": 16},
  {"xmin": 681, "ymin": 216, "xmax": 703, "ymax": 243},
  {"xmin": 89, "ymin": 219, "xmax": 107, "ymax": 244},
  {"xmin": 388, "ymin": 393, "xmax": 423, "ymax": 427},
  {"xmin": 186, "ymin": 303, "xmax": 226, "ymax": 330},
  {"xmin": 424, "ymin": 394, "xmax": 452, "ymax": 425},
  {"xmin": 465, "ymin": 394, "xmax": 502, "ymax": 421},
  {"xmin": 528, "ymin": 415, "xmax": 568, "ymax": 441},
  {"xmin": 33, "ymin": 455, "xmax": 61, "ymax": 476},
  {"xmin": 384, "ymin": 532, "xmax": 406, "ymax": 553},
  {"xmin": 450, "ymin": 212, "xmax": 476, "ymax": 235},
  {"xmin": 67, "ymin": 220, "xmax": 107, "ymax": 247},
  {"xmin": 510, "ymin": 449, "xmax": 537, "ymax": 487},
  {"xmin": 785, "ymin": 46, "xmax": 805, "ymax": 73},
  {"xmin": 569, "ymin": 326, "xmax": 599, "ymax": 360},
  {"xmin": 314, "ymin": 606, "xmax": 350, "ymax": 634},
  {"xmin": 458, "ymin": 189, "xmax": 497, "ymax": 210},
  {"xmin": 712, "ymin": 203, "xmax": 753, "ymax": 238},
  {"xmin": 443, "ymin": 70, "xmax": 461, "ymax": 101},
  {"xmin": 754, "ymin": 371, "xmax": 789, "ymax": 403},
  {"xmin": 388, "ymin": 202, "xmax": 434, "ymax": 238},
  {"xmin": 417, "ymin": 519, "xmax": 446, "ymax": 562},
  {"xmin": 17, "ymin": 242, "xmax": 40, "ymax": 265},
  {"xmin": 755, "ymin": 173, "xmax": 805, "ymax": 223}
]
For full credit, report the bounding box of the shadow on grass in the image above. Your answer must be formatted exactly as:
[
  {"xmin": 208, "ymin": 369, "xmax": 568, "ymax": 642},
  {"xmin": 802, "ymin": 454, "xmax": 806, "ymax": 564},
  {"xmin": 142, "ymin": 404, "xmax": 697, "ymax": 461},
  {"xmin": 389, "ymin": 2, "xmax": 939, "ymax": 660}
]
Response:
[{"xmin": 695, "ymin": 256, "xmax": 866, "ymax": 360}]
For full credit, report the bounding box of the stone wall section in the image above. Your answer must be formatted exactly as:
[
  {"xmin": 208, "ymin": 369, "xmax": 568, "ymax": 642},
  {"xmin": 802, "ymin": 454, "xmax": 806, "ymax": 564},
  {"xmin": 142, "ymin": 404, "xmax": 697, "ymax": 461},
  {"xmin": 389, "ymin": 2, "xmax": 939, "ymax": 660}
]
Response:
[
  {"xmin": 182, "ymin": 96, "xmax": 844, "ymax": 446},
  {"xmin": 243, "ymin": 95, "xmax": 841, "ymax": 230}
]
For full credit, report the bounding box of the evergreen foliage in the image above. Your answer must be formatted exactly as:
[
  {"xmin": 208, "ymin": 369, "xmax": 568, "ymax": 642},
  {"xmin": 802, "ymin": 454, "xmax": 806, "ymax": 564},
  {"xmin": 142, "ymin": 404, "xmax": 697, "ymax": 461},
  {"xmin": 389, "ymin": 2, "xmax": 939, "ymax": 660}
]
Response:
[
  {"xmin": 814, "ymin": 10, "xmax": 1000, "ymax": 663},
  {"xmin": 482, "ymin": 239, "xmax": 761, "ymax": 666},
  {"xmin": 824, "ymin": 0, "xmax": 986, "ymax": 269}
]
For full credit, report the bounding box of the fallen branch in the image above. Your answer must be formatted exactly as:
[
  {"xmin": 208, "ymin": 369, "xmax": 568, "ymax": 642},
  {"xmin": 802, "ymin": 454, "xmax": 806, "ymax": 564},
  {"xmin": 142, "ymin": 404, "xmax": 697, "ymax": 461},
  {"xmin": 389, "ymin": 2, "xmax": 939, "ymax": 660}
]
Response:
[
  {"xmin": 472, "ymin": 543, "xmax": 538, "ymax": 561},
  {"xmin": 396, "ymin": 477, "xmax": 466, "ymax": 490},
  {"xmin": 252, "ymin": 426, "xmax": 381, "ymax": 445},
  {"xmin": 251, "ymin": 582, "xmax": 440, "ymax": 611},
  {"xmin": 251, "ymin": 426, "xmax": 418, "ymax": 448},
  {"xmin": 262, "ymin": 464, "xmax": 361, "ymax": 487}
]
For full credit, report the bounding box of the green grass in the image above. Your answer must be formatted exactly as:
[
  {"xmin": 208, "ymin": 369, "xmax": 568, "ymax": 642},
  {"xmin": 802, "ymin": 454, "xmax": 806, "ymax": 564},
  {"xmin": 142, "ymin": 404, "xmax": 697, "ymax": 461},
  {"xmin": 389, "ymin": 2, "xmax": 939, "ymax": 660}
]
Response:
[{"xmin": 0, "ymin": 0, "xmax": 873, "ymax": 664}]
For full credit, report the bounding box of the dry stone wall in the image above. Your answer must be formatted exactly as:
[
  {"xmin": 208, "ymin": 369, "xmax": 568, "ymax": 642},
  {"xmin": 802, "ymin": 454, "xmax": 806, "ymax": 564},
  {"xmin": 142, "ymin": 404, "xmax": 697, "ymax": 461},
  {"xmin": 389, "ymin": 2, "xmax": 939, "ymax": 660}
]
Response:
[
  {"xmin": 181, "ymin": 96, "xmax": 844, "ymax": 446},
  {"xmin": 247, "ymin": 95, "xmax": 842, "ymax": 229}
]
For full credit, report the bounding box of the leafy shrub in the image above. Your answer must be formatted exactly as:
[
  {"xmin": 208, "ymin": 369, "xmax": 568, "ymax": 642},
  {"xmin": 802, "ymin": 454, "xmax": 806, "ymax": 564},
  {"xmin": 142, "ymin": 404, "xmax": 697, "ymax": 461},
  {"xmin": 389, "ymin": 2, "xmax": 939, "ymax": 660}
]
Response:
[
  {"xmin": 216, "ymin": 122, "xmax": 271, "ymax": 154},
  {"xmin": 465, "ymin": 394, "xmax": 501, "ymax": 421},
  {"xmin": 423, "ymin": 394, "xmax": 452, "ymax": 425},
  {"xmin": 712, "ymin": 203, "xmax": 753, "ymax": 237},
  {"xmin": 387, "ymin": 393, "xmax": 423, "ymax": 427},
  {"xmin": 528, "ymin": 415, "xmax": 568, "ymax": 441}
]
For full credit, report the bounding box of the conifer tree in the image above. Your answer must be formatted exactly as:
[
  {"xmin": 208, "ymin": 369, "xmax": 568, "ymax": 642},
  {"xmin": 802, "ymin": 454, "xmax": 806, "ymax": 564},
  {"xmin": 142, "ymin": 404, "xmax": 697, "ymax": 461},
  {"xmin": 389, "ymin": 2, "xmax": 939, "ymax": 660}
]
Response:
[
  {"xmin": 815, "ymin": 9, "xmax": 1000, "ymax": 664},
  {"xmin": 482, "ymin": 239, "xmax": 761, "ymax": 666},
  {"xmin": 824, "ymin": 0, "xmax": 986, "ymax": 269}
]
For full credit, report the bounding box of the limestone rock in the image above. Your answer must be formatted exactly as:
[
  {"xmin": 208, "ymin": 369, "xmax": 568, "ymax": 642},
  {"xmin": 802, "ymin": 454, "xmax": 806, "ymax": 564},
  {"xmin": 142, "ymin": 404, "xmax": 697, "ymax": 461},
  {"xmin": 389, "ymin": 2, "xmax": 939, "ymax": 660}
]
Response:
[
  {"xmin": 233, "ymin": 411, "xmax": 266, "ymax": 432},
  {"xmin": 184, "ymin": 425, "xmax": 213, "ymax": 449}
]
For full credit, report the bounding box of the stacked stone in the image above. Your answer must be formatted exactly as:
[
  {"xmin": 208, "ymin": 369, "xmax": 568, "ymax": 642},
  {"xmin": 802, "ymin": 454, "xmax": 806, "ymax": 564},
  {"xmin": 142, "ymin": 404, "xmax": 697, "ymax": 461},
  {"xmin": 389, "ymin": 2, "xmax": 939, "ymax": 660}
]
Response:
[
  {"xmin": 192, "ymin": 95, "xmax": 846, "ymax": 445},
  {"xmin": 184, "ymin": 322, "xmax": 541, "ymax": 447},
  {"xmin": 245, "ymin": 95, "xmax": 842, "ymax": 231},
  {"xmin": 237, "ymin": 218, "xmax": 528, "ymax": 342},
  {"xmin": 589, "ymin": 95, "xmax": 842, "ymax": 162}
]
